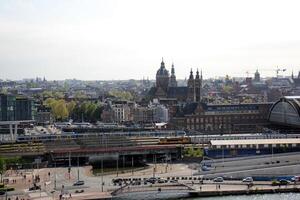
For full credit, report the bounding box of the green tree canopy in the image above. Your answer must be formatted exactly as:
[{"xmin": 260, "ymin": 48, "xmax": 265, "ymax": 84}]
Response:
[{"xmin": 108, "ymin": 90, "xmax": 133, "ymax": 101}]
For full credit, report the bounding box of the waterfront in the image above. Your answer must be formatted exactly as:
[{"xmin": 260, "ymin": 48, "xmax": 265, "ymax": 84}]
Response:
[{"xmin": 189, "ymin": 193, "xmax": 300, "ymax": 200}]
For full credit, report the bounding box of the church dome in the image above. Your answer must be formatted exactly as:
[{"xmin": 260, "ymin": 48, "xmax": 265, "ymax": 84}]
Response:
[{"xmin": 156, "ymin": 60, "xmax": 169, "ymax": 76}]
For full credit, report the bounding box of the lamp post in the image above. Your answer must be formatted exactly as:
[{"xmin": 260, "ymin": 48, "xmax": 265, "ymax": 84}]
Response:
[
  {"xmin": 116, "ymin": 155, "xmax": 119, "ymax": 177},
  {"xmin": 101, "ymin": 158, "xmax": 103, "ymax": 192},
  {"xmin": 54, "ymin": 160, "xmax": 57, "ymax": 190}
]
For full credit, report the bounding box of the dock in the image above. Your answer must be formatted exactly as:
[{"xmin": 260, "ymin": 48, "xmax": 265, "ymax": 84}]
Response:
[{"xmin": 189, "ymin": 186, "xmax": 300, "ymax": 197}]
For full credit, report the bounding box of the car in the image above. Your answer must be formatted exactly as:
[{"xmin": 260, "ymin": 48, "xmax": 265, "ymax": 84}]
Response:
[
  {"xmin": 29, "ymin": 184, "xmax": 41, "ymax": 191},
  {"xmin": 242, "ymin": 177, "xmax": 253, "ymax": 183},
  {"xmin": 146, "ymin": 177, "xmax": 158, "ymax": 184},
  {"xmin": 279, "ymin": 179, "xmax": 290, "ymax": 185},
  {"xmin": 291, "ymin": 176, "xmax": 300, "ymax": 182},
  {"xmin": 272, "ymin": 179, "xmax": 291, "ymax": 186},
  {"xmin": 157, "ymin": 179, "xmax": 167, "ymax": 184},
  {"xmin": 112, "ymin": 178, "xmax": 123, "ymax": 184},
  {"xmin": 73, "ymin": 180, "xmax": 85, "ymax": 186},
  {"xmin": 213, "ymin": 177, "xmax": 224, "ymax": 182}
]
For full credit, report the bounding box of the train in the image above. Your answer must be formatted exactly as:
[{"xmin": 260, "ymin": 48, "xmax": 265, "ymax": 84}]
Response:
[
  {"xmin": 15, "ymin": 130, "xmax": 187, "ymax": 143},
  {"xmin": 159, "ymin": 137, "xmax": 191, "ymax": 145}
]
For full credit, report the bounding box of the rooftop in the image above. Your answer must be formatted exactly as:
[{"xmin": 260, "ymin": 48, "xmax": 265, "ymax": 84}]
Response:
[{"xmin": 210, "ymin": 138, "xmax": 300, "ymax": 146}]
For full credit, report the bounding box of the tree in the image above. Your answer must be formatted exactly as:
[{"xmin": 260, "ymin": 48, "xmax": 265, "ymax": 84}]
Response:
[
  {"xmin": 44, "ymin": 98, "xmax": 69, "ymax": 121},
  {"xmin": 109, "ymin": 90, "xmax": 133, "ymax": 101},
  {"xmin": 0, "ymin": 157, "xmax": 5, "ymax": 183},
  {"xmin": 53, "ymin": 99, "xmax": 69, "ymax": 120},
  {"xmin": 42, "ymin": 91, "xmax": 54, "ymax": 99},
  {"xmin": 223, "ymin": 85, "xmax": 233, "ymax": 94},
  {"xmin": 74, "ymin": 91, "xmax": 87, "ymax": 99},
  {"xmin": 67, "ymin": 101, "xmax": 76, "ymax": 114}
]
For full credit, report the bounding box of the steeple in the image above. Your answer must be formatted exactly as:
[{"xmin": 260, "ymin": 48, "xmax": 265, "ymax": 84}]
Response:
[
  {"xmin": 195, "ymin": 69, "xmax": 200, "ymax": 79},
  {"xmin": 189, "ymin": 69, "xmax": 194, "ymax": 79},
  {"xmin": 187, "ymin": 69, "xmax": 195, "ymax": 102},
  {"xmin": 254, "ymin": 69, "xmax": 260, "ymax": 82},
  {"xmin": 171, "ymin": 63, "xmax": 175, "ymax": 75},
  {"xmin": 194, "ymin": 68, "xmax": 202, "ymax": 102},
  {"xmin": 169, "ymin": 62, "xmax": 177, "ymax": 87},
  {"xmin": 201, "ymin": 69, "xmax": 203, "ymax": 79}
]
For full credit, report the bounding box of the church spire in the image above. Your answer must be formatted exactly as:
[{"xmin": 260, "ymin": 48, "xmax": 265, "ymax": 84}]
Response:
[
  {"xmin": 171, "ymin": 63, "xmax": 175, "ymax": 75},
  {"xmin": 196, "ymin": 68, "xmax": 200, "ymax": 79},
  {"xmin": 189, "ymin": 69, "xmax": 194, "ymax": 79},
  {"xmin": 201, "ymin": 69, "xmax": 203, "ymax": 79},
  {"xmin": 169, "ymin": 62, "xmax": 177, "ymax": 87}
]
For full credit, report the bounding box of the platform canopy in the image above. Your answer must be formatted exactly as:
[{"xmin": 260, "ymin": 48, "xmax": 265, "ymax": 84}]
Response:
[{"xmin": 210, "ymin": 138, "xmax": 300, "ymax": 146}]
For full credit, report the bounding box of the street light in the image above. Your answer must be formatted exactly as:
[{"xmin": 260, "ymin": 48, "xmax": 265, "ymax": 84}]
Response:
[{"xmin": 101, "ymin": 158, "xmax": 103, "ymax": 192}]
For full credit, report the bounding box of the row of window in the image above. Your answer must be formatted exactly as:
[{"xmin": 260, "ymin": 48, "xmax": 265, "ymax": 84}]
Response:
[
  {"xmin": 187, "ymin": 115, "xmax": 265, "ymax": 124},
  {"xmin": 214, "ymin": 143, "xmax": 299, "ymax": 149}
]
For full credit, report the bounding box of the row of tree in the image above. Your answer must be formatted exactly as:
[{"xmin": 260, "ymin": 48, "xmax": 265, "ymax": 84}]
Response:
[
  {"xmin": 44, "ymin": 98, "xmax": 103, "ymax": 122},
  {"xmin": 0, "ymin": 156, "xmax": 22, "ymax": 180}
]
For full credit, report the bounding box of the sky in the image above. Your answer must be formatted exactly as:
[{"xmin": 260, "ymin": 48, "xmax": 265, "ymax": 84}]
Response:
[{"xmin": 0, "ymin": 0, "xmax": 300, "ymax": 80}]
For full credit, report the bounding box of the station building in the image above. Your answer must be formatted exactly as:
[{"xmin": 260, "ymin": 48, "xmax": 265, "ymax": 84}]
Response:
[
  {"xmin": 172, "ymin": 102, "xmax": 272, "ymax": 134},
  {"xmin": 205, "ymin": 138, "xmax": 300, "ymax": 158},
  {"xmin": 269, "ymin": 96, "xmax": 300, "ymax": 128}
]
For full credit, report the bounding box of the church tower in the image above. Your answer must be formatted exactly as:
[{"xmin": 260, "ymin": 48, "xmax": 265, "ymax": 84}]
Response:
[
  {"xmin": 156, "ymin": 58, "xmax": 169, "ymax": 92},
  {"xmin": 254, "ymin": 69, "xmax": 260, "ymax": 82},
  {"xmin": 169, "ymin": 63, "xmax": 177, "ymax": 87},
  {"xmin": 187, "ymin": 69, "xmax": 195, "ymax": 102},
  {"xmin": 194, "ymin": 69, "xmax": 202, "ymax": 102}
]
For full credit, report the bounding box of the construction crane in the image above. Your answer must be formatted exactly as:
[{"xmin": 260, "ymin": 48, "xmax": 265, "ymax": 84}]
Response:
[
  {"xmin": 246, "ymin": 67, "xmax": 287, "ymax": 78},
  {"xmin": 275, "ymin": 67, "xmax": 286, "ymax": 78}
]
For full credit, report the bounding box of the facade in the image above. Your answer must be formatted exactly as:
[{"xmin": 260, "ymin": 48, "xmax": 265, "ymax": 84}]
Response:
[
  {"xmin": 133, "ymin": 106, "xmax": 154, "ymax": 123},
  {"xmin": 205, "ymin": 138, "xmax": 300, "ymax": 158},
  {"xmin": 0, "ymin": 94, "xmax": 34, "ymax": 121},
  {"xmin": 149, "ymin": 99, "xmax": 169, "ymax": 123},
  {"xmin": 172, "ymin": 102, "xmax": 272, "ymax": 133},
  {"xmin": 15, "ymin": 96, "xmax": 35, "ymax": 121},
  {"xmin": 0, "ymin": 94, "xmax": 16, "ymax": 121},
  {"xmin": 133, "ymin": 100, "xmax": 169, "ymax": 123},
  {"xmin": 100, "ymin": 100, "xmax": 133, "ymax": 123},
  {"xmin": 36, "ymin": 105, "xmax": 52, "ymax": 124},
  {"xmin": 148, "ymin": 59, "xmax": 203, "ymax": 103},
  {"xmin": 111, "ymin": 104, "xmax": 132, "ymax": 123},
  {"xmin": 101, "ymin": 106, "xmax": 114, "ymax": 123}
]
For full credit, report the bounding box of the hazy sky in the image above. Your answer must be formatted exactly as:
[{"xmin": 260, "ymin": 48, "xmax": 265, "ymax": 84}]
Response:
[{"xmin": 1, "ymin": 0, "xmax": 300, "ymax": 80}]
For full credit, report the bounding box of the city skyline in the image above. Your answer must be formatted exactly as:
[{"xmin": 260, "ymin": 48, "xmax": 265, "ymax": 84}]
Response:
[{"xmin": 1, "ymin": 0, "xmax": 300, "ymax": 80}]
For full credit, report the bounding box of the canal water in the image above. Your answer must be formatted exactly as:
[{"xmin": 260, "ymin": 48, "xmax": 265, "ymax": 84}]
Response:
[
  {"xmin": 116, "ymin": 192, "xmax": 300, "ymax": 200},
  {"xmin": 188, "ymin": 193, "xmax": 300, "ymax": 200}
]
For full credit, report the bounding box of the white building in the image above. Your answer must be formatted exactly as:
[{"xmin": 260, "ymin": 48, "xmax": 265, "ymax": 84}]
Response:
[
  {"xmin": 149, "ymin": 99, "xmax": 169, "ymax": 123},
  {"xmin": 111, "ymin": 104, "xmax": 131, "ymax": 123}
]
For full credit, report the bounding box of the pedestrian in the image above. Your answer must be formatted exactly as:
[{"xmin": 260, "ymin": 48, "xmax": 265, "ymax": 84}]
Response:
[{"xmin": 199, "ymin": 186, "xmax": 202, "ymax": 191}]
